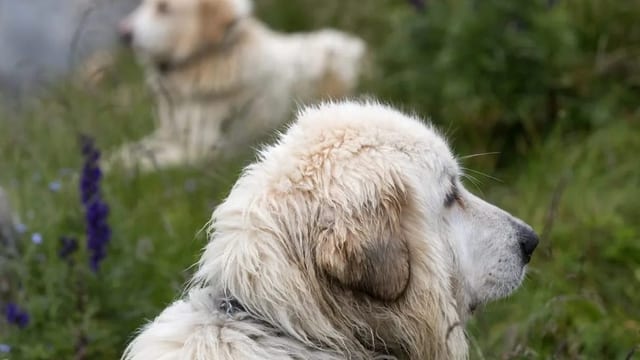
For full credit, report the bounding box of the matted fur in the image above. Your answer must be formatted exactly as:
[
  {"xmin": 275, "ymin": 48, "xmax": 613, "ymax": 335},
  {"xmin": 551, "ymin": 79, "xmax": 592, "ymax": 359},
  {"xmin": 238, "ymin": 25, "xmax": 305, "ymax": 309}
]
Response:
[
  {"xmin": 123, "ymin": 101, "xmax": 538, "ymax": 359},
  {"xmin": 109, "ymin": 0, "xmax": 366, "ymax": 172}
]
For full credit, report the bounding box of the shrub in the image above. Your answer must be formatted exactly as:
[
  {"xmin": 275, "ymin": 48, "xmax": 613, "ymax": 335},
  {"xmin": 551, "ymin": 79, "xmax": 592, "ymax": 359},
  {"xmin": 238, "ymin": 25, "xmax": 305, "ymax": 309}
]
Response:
[{"xmin": 372, "ymin": 0, "xmax": 640, "ymax": 168}]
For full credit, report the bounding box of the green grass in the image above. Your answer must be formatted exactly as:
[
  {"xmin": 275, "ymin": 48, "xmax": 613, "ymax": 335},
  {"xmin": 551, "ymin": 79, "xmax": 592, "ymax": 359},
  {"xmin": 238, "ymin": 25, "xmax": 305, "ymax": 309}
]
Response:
[
  {"xmin": 1, "ymin": 0, "xmax": 639, "ymax": 358},
  {"xmin": 0, "ymin": 55, "xmax": 248, "ymax": 359},
  {"xmin": 467, "ymin": 122, "xmax": 640, "ymax": 358}
]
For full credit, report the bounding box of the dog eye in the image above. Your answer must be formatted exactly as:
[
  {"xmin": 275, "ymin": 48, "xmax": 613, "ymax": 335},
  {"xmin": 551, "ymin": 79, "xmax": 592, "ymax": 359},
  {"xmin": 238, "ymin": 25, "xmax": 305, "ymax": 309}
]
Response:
[
  {"xmin": 444, "ymin": 183, "xmax": 460, "ymax": 208},
  {"xmin": 156, "ymin": 1, "xmax": 169, "ymax": 14}
]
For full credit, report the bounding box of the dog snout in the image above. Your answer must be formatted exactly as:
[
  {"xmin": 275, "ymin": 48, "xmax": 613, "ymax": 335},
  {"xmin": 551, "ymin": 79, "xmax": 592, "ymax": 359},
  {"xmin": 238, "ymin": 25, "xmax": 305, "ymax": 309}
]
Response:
[
  {"xmin": 516, "ymin": 225, "xmax": 539, "ymax": 264},
  {"xmin": 118, "ymin": 20, "xmax": 133, "ymax": 46}
]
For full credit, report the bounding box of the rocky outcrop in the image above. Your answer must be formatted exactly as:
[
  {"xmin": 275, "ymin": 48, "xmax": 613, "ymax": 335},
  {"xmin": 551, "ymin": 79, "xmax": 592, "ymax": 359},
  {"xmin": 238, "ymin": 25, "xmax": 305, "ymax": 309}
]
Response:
[{"xmin": 0, "ymin": 186, "xmax": 16, "ymax": 249}]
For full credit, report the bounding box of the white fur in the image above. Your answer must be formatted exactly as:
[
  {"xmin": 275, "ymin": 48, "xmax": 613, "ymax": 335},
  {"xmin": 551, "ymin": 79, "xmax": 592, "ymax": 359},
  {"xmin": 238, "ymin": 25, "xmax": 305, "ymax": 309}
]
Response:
[
  {"xmin": 123, "ymin": 101, "xmax": 537, "ymax": 359},
  {"xmin": 109, "ymin": 0, "xmax": 366, "ymax": 172},
  {"xmin": 230, "ymin": 0, "xmax": 252, "ymax": 17}
]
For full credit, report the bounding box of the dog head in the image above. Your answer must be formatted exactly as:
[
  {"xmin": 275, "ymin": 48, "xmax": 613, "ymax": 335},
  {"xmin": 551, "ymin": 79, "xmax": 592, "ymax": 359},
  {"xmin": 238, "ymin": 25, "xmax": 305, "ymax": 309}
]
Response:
[
  {"xmin": 196, "ymin": 101, "xmax": 538, "ymax": 357},
  {"xmin": 118, "ymin": 0, "xmax": 252, "ymax": 65}
]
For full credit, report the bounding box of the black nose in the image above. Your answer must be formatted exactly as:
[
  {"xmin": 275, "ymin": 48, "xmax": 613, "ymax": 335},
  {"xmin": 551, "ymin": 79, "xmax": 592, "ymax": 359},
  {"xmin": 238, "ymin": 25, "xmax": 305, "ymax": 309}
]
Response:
[{"xmin": 517, "ymin": 226, "xmax": 539, "ymax": 264}]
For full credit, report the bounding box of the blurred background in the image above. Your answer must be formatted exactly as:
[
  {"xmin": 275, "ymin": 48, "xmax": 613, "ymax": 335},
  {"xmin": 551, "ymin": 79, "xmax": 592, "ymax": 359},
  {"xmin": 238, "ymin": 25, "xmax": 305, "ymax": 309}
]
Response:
[{"xmin": 0, "ymin": 0, "xmax": 639, "ymax": 358}]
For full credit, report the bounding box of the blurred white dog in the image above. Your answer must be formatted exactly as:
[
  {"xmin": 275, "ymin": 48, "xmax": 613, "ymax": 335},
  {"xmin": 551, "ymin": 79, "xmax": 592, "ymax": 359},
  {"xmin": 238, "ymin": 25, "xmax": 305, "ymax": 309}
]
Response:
[
  {"xmin": 110, "ymin": 0, "xmax": 366, "ymax": 171},
  {"xmin": 123, "ymin": 101, "xmax": 539, "ymax": 359}
]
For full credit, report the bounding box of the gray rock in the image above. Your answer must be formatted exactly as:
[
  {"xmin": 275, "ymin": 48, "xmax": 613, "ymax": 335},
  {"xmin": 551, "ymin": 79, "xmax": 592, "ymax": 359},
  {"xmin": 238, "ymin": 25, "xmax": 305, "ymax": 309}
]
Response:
[
  {"xmin": 0, "ymin": 0, "xmax": 137, "ymax": 104},
  {"xmin": 0, "ymin": 186, "xmax": 16, "ymax": 301},
  {"xmin": 0, "ymin": 186, "xmax": 16, "ymax": 249}
]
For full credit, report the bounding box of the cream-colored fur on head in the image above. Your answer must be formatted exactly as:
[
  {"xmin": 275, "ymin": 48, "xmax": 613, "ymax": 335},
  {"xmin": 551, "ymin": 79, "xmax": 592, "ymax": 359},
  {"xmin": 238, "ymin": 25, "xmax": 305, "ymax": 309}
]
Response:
[
  {"xmin": 108, "ymin": 0, "xmax": 366, "ymax": 172},
  {"xmin": 123, "ymin": 101, "xmax": 539, "ymax": 360}
]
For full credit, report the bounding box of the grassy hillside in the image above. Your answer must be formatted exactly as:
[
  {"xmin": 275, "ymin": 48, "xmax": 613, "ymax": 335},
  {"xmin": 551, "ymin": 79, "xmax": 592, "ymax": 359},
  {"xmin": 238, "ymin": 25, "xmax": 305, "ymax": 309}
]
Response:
[{"xmin": 1, "ymin": 0, "xmax": 638, "ymax": 358}]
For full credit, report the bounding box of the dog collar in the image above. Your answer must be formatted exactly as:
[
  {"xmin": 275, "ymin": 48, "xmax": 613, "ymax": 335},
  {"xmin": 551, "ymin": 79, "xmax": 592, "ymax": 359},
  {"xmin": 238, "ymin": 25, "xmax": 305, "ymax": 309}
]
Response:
[
  {"xmin": 215, "ymin": 294, "xmax": 396, "ymax": 357},
  {"xmin": 218, "ymin": 296, "xmax": 247, "ymax": 316}
]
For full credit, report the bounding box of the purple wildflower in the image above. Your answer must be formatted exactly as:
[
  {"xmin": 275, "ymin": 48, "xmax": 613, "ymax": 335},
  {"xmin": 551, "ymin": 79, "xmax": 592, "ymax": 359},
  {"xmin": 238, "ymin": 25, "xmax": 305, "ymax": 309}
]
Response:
[
  {"xmin": 59, "ymin": 236, "xmax": 79, "ymax": 260},
  {"xmin": 0, "ymin": 344, "xmax": 10, "ymax": 353},
  {"xmin": 4, "ymin": 303, "xmax": 29, "ymax": 328},
  {"xmin": 79, "ymin": 136, "xmax": 111, "ymax": 272},
  {"xmin": 48, "ymin": 181, "xmax": 62, "ymax": 192},
  {"xmin": 15, "ymin": 223, "xmax": 27, "ymax": 234},
  {"xmin": 31, "ymin": 233, "xmax": 43, "ymax": 245}
]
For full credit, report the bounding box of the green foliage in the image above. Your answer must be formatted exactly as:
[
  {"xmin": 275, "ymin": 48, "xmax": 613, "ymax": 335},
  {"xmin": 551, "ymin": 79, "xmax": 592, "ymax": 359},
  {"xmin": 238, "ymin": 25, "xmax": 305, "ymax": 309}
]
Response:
[
  {"xmin": 0, "ymin": 54, "xmax": 245, "ymax": 359},
  {"xmin": 468, "ymin": 122, "xmax": 640, "ymax": 358},
  {"xmin": 373, "ymin": 0, "xmax": 640, "ymax": 167},
  {"xmin": 1, "ymin": 1, "xmax": 639, "ymax": 359}
]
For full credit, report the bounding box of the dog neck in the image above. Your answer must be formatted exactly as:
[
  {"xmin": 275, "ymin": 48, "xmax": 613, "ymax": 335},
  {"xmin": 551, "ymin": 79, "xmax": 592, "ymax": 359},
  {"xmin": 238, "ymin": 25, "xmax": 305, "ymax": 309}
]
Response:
[
  {"xmin": 155, "ymin": 17, "xmax": 247, "ymax": 74},
  {"xmin": 216, "ymin": 293, "xmax": 400, "ymax": 359}
]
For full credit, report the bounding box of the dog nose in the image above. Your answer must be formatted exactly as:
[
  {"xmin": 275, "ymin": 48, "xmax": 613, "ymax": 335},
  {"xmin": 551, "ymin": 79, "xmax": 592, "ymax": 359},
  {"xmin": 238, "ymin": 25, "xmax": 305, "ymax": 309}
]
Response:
[
  {"xmin": 118, "ymin": 21, "xmax": 133, "ymax": 46},
  {"xmin": 517, "ymin": 226, "xmax": 539, "ymax": 264}
]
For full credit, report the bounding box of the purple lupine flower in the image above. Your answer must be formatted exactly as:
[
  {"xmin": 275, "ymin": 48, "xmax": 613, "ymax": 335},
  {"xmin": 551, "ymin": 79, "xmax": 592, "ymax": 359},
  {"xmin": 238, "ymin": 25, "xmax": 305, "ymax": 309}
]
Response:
[
  {"xmin": 4, "ymin": 303, "xmax": 29, "ymax": 328},
  {"xmin": 58, "ymin": 236, "xmax": 79, "ymax": 260},
  {"xmin": 79, "ymin": 136, "xmax": 111, "ymax": 272},
  {"xmin": 80, "ymin": 137, "xmax": 102, "ymax": 205},
  {"xmin": 0, "ymin": 344, "xmax": 10, "ymax": 353}
]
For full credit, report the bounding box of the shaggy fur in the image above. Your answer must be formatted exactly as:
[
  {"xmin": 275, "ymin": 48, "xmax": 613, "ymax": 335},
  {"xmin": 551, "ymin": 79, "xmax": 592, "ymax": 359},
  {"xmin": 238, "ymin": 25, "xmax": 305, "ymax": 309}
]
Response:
[
  {"xmin": 123, "ymin": 101, "xmax": 538, "ymax": 359},
  {"xmin": 109, "ymin": 0, "xmax": 366, "ymax": 171}
]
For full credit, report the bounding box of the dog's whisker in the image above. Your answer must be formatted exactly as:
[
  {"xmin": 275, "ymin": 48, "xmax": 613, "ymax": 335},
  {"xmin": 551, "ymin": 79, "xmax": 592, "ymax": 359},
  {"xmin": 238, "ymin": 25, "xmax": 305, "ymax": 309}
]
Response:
[
  {"xmin": 462, "ymin": 174, "xmax": 482, "ymax": 188},
  {"xmin": 462, "ymin": 167, "xmax": 504, "ymax": 183},
  {"xmin": 463, "ymin": 174, "xmax": 483, "ymax": 190},
  {"xmin": 458, "ymin": 151, "xmax": 501, "ymax": 160},
  {"xmin": 461, "ymin": 173, "xmax": 485, "ymax": 195}
]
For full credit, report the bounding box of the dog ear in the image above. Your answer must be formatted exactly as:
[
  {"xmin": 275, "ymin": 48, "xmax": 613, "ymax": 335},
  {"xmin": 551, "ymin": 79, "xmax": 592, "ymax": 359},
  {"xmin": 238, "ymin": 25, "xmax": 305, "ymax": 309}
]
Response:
[
  {"xmin": 315, "ymin": 177, "xmax": 411, "ymax": 302},
  {"xmin": 199, "ymin": 0, "xmax": 236, "ymax": 45}
]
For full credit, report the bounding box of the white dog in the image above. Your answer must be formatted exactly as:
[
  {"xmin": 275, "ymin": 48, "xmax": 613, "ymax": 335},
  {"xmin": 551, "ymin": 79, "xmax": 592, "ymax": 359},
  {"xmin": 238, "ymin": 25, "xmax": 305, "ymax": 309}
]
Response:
[
  {"xmin": 110, "ymin": 0, "xmax": 366, "ymax": 171},
  {"xmin": 123, "ymin": 101, "xmax": 539, "ymax": 359}
]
